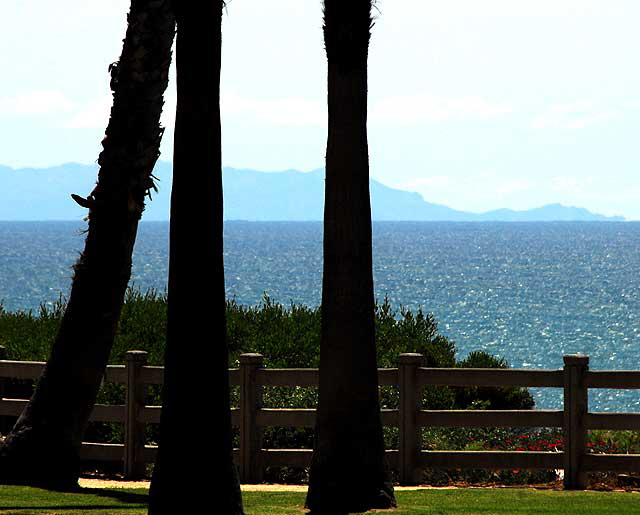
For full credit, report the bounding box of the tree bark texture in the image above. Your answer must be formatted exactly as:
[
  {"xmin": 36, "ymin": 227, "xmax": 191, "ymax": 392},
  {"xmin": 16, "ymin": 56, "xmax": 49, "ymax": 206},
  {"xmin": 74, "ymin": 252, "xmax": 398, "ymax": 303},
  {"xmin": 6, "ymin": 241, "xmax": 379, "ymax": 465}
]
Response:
[
  {"xmin": 148, "ymin": 2, "xmax": 244, "ymax": 514},
  {"xmin": 306, "ymin": 1, "xmax": 396, "ymax": 513},
  {"xmin": 0, "ymin": 0, "xmax": 175, "ymax": 489}
]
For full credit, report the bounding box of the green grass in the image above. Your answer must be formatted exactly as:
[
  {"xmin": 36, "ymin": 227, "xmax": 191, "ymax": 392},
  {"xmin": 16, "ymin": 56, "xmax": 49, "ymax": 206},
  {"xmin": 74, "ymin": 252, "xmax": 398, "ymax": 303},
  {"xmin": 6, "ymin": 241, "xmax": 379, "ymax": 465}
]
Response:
[
  {"xmin": 1, "ymin": 486, "xmax": 639, "ymax": 514},
  {"xmin": 0, "ymin": 486, "xmax": 147, "ymax": 514}
]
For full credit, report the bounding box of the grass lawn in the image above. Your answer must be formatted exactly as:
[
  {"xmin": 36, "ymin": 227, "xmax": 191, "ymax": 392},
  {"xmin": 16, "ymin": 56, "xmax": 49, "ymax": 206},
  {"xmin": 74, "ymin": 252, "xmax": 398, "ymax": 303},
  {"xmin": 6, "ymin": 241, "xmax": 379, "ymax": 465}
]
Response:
[{"xmin": 0, "ymin": 486, "xmax": 639, "ymax": 514}]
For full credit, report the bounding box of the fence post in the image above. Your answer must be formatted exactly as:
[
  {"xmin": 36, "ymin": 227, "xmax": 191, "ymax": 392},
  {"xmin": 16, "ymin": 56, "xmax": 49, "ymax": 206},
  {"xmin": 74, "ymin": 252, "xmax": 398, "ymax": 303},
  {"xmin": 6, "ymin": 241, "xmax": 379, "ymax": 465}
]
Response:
[
  {"xmin": 0, "ymin": 346, "xmax": 7, "ymax": 436},
  {"xmin": 239, "ymin": 353, "xmax": 264, "ymax": 483},
  {"xmin": 124, "ymin": 350, "xmax": 148, "ymax": 479},
  {"xmin": 398, "ymin": 353, "xmax": 424, "ymax": 485},
  {"xmin": 563, "ymin": 354, "xmax": 589, "ymax": 489}
]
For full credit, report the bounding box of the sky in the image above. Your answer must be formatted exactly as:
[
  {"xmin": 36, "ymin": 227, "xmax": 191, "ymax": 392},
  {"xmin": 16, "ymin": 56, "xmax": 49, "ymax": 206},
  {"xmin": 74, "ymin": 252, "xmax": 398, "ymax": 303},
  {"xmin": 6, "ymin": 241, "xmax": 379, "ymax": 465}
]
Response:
[{"xmin": 2, "ymin": 0, "xmax": 640, "ymax": 219}]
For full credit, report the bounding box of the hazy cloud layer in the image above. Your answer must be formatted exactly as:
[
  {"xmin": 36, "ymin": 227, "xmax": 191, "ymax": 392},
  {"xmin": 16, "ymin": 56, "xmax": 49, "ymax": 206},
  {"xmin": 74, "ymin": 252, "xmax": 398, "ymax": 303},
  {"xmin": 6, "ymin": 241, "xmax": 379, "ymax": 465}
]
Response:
[{"xmin": 3, "ymin": 0, "xmax": 640, "ymax": 219}]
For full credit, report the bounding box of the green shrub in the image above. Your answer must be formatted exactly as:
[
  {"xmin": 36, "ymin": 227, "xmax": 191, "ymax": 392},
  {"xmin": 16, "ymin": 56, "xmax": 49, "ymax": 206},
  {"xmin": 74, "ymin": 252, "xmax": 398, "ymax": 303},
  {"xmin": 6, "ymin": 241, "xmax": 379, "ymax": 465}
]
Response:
[
  {"xmin": 374, "ymin": 299, "xmax": 456, "ymax": 368},
  {"xmin": 0, "ymin": 296, "xmax": 65, "ymax": 361},
  {"xmin": 453, "ymin": 351, "xmax": 535, "ymax": 410},
  {"xmin": 0, "ymin": 287, "xmax": 534, "ymax": 466}
]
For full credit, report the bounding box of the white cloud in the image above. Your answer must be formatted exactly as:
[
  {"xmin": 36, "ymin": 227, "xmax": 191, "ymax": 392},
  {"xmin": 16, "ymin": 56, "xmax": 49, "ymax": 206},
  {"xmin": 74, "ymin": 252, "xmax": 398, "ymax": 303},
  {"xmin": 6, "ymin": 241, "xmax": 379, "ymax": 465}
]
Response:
[
  {"xmin": 0, "ymin": 90, "xmax": 75, "ymax": 115},
  {"xmin": 58, "ymin": 91, "xmax": 327, "ymax": 131},
  {"xmin": 163, "ymin": 92, "xmax": 507, "ymax": 128},
  {"xmin": 160, "ymin": 94, "xmax": 176, "ymax": 129},
  {"xmin": 156, "ymin": 92, "xmax": 327, "ymax": 129},
  {"xmin": 387, "ymin": 170, "xmax": 636, "ymax": 218},
  {"xmin": 390, "ymin": 171, "xmax": 537, "ymax": 213},
  {"xmin": 59, "ymin": 95, "xmax": 112, "ymax": 129},
  {"xmin": 60, "ymin": 93, "xmax": 177, "ymax": 131},
  {"xmin": 54, "ymin": 90, "xmax": 327, "ymax": 131},
  {"xmin": 395, "ymin": 0, "xmax": 611, "ymax": 20},
  {"xmin": 551, "ymin": 175, "xmax": 593, "ymax": 192},
  {"xmin": 398, "ymin": 176, "xmax": 452, "ymax": 192},
  {"xmin": 496, "ymin": 178, "xmax": 535, "ymax": 195},
  {"xmin": 531, "ymin": 101, "xmax": 619, "ymax": 129},
  {"xmin": 221, "ymin": 93, "xmax": 326, "ymax": 127},
  {"xmin": 371, "ymin": 95, "xmax": 510, "ymax": 126}
]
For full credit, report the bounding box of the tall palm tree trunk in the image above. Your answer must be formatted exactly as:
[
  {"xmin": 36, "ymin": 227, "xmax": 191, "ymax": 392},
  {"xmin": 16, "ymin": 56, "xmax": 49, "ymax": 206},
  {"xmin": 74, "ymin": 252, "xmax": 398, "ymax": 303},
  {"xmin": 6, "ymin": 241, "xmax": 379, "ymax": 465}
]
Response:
[
  {"xmin": 0, "ymin": 0, "xmax": 175, "ymax": 489},
  {"xmin": 306, "ymin": 1, "xmax": 395, "ymax": 513},
  {"xmin": 147, "ymin": 2, "xmax": 243, "ymax": 514}
]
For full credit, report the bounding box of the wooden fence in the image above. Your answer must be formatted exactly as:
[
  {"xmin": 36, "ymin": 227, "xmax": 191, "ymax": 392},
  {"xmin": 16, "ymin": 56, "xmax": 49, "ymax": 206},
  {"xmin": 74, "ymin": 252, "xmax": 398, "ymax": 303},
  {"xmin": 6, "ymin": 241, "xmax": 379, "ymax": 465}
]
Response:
[{"xmin": 1, "ymin": 347, "xmax": 640, "ymax": 488}]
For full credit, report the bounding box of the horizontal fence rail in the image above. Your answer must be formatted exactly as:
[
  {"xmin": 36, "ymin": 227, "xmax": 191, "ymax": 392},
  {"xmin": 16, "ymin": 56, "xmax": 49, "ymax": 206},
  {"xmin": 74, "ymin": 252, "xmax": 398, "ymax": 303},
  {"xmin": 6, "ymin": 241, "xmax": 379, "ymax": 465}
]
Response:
[
  {"xmin": 417, "ymin": 368, "xmax": 564, "ymax": 388},
  {"xmin": 0, "ymin": 347, "xmax": 639, "ymax": 486}
]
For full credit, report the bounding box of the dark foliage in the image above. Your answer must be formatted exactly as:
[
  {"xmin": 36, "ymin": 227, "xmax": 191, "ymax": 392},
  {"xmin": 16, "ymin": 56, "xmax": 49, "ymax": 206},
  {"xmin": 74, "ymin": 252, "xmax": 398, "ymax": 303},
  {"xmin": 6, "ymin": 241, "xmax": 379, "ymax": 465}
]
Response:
[
  {"xmin": 0, "ymin": 288, "xmax": 534, "ymax": 480},
  {"xmin": 0, "ymin": 288, "xmax": 534, "ymax": 414}
]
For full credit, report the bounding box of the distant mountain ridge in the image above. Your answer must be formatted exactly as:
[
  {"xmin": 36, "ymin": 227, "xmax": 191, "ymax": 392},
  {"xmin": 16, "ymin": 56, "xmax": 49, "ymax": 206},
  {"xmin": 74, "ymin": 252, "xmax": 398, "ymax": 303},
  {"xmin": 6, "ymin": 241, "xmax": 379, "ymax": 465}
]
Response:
[{"xmin": 0, "ymin": 162, "xmax": 625, "ymax": 222}]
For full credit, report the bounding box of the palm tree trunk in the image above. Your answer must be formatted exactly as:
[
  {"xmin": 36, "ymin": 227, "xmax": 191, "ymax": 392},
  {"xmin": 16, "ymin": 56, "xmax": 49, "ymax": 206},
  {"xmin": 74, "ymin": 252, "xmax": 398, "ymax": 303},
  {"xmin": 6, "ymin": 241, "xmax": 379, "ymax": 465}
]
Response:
[
  {"xmin": 147, "ymin": 2, "xmax": 243, "ymax": 514},
  {"xmin": 306, "ymin": 1, "xmax": 396, "ymax": 513},
  {"xmin": 0, "ymin": 0, "xmax": 175, "ymax": 489}
]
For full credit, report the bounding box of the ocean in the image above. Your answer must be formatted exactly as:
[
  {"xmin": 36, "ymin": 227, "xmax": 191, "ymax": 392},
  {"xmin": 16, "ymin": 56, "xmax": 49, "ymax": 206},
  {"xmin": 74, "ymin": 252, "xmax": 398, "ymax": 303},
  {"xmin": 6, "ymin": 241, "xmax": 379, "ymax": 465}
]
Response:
[{"xmin": 1, "ymin": 220, "xmax": 639, "ymax": 411}]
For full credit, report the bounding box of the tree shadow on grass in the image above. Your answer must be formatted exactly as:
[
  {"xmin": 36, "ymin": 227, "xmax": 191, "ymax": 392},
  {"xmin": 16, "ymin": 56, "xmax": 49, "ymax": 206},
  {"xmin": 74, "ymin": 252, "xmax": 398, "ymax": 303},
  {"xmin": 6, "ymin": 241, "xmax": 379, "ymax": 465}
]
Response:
[
  {"xmin": 0, "ymin": 487, "xmax": 148, "ymax": 512},
  {"xmin": 0, "ymin": 506, "xmax": 145, "ymax": 512},
  {"xmin": 82, "ymin": 486, "xmax": 149, "ymax": 505}
]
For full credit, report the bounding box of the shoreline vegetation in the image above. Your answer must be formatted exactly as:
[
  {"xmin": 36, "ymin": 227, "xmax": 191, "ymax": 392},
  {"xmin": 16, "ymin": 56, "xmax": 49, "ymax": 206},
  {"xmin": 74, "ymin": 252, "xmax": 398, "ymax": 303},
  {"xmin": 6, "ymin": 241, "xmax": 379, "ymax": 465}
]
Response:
[
  {"xmin": 0, "ymin": 288, "xmax": 638, "ymax": 487},
  {"xmin": 0, "ymin": 286, "xmax": 531, "ymax": 387}
]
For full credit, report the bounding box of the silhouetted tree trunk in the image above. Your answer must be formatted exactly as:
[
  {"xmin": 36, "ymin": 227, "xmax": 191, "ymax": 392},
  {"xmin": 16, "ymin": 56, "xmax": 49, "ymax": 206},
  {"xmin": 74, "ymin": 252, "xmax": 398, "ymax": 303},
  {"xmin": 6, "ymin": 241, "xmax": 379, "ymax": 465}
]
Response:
[
  {"xmin": 306, "ymin": 1, "xmax": 396, "ymax": 513},
  {"xmin": 147, "ymin": 2, "xmax": 243, "ymax": 514},
  {"xmin": 0, "ymin": 0, "xmax": 175, "ymax": 489}
]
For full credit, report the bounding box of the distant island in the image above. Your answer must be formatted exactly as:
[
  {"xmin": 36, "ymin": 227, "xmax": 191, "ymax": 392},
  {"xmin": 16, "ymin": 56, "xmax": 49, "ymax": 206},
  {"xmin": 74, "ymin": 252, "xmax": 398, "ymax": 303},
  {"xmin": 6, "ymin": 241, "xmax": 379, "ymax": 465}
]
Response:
[{"xmin": 0, "ymin": 162, "xmax": 625, "ymax": 222}]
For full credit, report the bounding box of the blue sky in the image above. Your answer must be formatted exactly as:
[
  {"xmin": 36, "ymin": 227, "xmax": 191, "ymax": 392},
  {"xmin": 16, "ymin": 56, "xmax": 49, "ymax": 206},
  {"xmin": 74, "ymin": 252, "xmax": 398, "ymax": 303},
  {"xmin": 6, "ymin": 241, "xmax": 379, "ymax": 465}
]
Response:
[{"xmin": 2, "ymin": 0, "xmax": 640, "ymax": 218}]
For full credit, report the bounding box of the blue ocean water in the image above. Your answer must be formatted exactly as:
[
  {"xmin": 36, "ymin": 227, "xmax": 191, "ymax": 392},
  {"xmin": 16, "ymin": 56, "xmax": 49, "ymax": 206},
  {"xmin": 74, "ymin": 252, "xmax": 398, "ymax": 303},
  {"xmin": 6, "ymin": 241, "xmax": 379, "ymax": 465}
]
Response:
[{"xmin": 1, "ymin": 221, "xmax": 639, "ymax": 411}]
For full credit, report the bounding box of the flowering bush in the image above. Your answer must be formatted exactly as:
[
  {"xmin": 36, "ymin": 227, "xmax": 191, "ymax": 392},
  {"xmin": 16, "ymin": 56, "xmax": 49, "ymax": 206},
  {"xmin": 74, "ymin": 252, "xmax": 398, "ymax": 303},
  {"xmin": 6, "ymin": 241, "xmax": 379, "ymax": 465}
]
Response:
[
  {"xmin": 586, "ymin": 430, "xmax": 640, "ymax": 455},
  {"xmin": 417, "ymin": 427, "xmax": 640, "ymax": 486}
]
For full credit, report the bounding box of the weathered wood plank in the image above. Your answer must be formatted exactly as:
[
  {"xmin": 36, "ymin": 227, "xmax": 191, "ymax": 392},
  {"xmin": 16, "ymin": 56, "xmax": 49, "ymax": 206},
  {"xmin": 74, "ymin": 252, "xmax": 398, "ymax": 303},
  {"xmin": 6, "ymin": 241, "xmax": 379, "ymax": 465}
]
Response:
[
  {"xmin": 137, "ymin": 366, "xmax": 164, "ymax": 385},
  {"xmin": 254, "ymin": 408, "xmax": 398, "ymax": 428},
  {"xmin": 420, "ymin": 450, "xmax": 563, "ymax": 469},
  {"xmin": 418, "ymin": 368, "xmax": 564, "ymax": 388},
  {"xmin": 104, "ymin": 365, "xmax": 127, "ymax": 384},
  {"xmin": 260, "ymin": 449, "xmax": 313, "ymax": 467},
  {"xmin": 255, "ymin": 368, "xmax": 397, "ymax": 387},
  {"xmin": 399, "ymin": 353, "xmax": 424, "ymax": 484},
  {"xmin": 381, "ymin": 409, "xmax": 399, "ymax": 427},
  {"xmin": 256, "ymin": 368, "xmax": 319, "ymax": 387},
  {"xmin": 139, "ymin": 445, "xmax": 245, "ymax": 466},
  {"xmin": 586, "ymin": 413, "xmax": 640, "ymax": 430},
  {"xmin": 418, "ymin": 410, "xmax": 563, "ymax": 428},
  {"xmin": 0, "ymin": 361, "xmax": 44, "ymax": 380},
  {"xmin": 257, "ymin": 408, "xmax": 315, "ymax": 427},
  {"xmin": 231, "ymin": 407, "xmax": 240, "ymax": 427},
  {"xmin": 142, "ymin": 445, "xmax": 158, "ymax": 463},
  {"xmin": 90, "ymin": 404, "xmax": 125, "ymax": 423},
  {"xmin": 385, "ymin": 449, "xmax": 399, "ymax": 469},
  {"xmin": 586, "ymin": 371, "xmax": 640, "ymax": 390},
  {"xmin": 583, "ymin": 454, "xmax": 640, "ymax": 472},
  {"xmin": 80, "ymin": 442, "xmax": 124, "ymax": 461},
  {"xmin": 138, "ymin": 406, "xmax": 240, "ymax": 426},
  {"xmin": 245, "ymin": 449, "xmax": 397, "ymax": 470},
  {"xmin": 240, "ymin": 354, "xmax": 265, "ymax": 483},
  {"xmin": 138, "ymin": 406, "xmax": 161, "ymax": 424},
  {"xmin": 0, "ymin": 398, "xmax": 27, "ymax": 416},
  {"xmin": 6, "ymin": 354, "xmax": 640, "ymax": 481},
  {"xmin": 563, "ymin": 354, "xmax": 590, "ymax": 489},
  {"xmin": 378, "ymin": 368, "xmax": 399, "ymax": 386}
]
